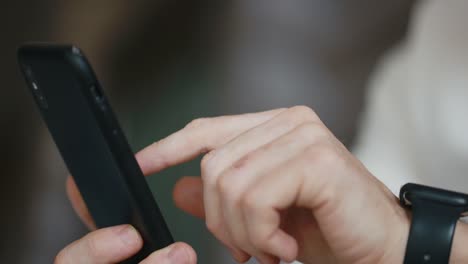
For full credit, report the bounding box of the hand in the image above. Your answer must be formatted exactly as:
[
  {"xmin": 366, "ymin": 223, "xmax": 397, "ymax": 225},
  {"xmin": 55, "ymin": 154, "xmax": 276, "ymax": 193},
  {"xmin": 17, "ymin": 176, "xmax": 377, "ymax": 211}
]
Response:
[
  {"xmin": 54, "ymin": 224, "xmax": 196, "ymax": 264},
  {"xmin": 67, "ymin": 106, "xmax": 409, "ymax": 263},
  {"xmin": 137, "ymin": 106, "xmax": 410, "ymax": 264}
]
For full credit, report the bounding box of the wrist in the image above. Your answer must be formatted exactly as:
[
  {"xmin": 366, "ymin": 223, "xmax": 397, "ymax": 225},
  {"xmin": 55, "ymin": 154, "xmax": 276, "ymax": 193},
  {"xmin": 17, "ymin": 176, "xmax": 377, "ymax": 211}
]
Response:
[
  {"xmin": 450, "ymin": 221, "xmax": 468, "ymax": 263},
  {"xmin": 373, "ymin": 198, "xmax": 410, "ymax": 264},
  {"xmin": 385, "ymin": 206, "xmax": 411, "ymax": 264}
]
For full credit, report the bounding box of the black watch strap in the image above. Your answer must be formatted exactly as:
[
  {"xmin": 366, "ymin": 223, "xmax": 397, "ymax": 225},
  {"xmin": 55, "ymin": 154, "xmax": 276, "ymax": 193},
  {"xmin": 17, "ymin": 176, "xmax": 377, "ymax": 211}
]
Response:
[
  {"xmin": 400, "ymin": 183, "xmax": 468, "ymax": 264},
  {"xmin": 403, "ymin": 199, "xmax": 463, "ymax": 264}
]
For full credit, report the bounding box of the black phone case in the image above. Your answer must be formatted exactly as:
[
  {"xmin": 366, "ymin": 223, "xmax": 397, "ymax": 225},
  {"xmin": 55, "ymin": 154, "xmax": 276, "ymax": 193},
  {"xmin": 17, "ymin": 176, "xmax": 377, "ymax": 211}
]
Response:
[{"xmin": 18, "ymin": 44, "xmax": 174, "ymax": 263}]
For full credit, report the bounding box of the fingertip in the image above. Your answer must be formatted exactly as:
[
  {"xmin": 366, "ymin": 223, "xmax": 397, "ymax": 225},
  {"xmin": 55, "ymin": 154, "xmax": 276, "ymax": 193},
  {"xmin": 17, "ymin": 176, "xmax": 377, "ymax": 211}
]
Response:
[
  {"xmin": 169, "ymin": 242, "xmax": 198, "ymax": 264},
  {"xmin": 59, "ymin": 225, "xmax": 143, "ymax": 263},
  {"xmin": 224, "ymin": 245, "xmax": 251, "ymax": 263},
  {"xmin": 65, "ymin": 175, "xmax": 73, "ymax": 189},
  {"xmin": 173, "ymin": 177, "xmax": 205, "ymax": 219},
  {"xmin": 135, "ymin": 150, "xmax": 153, "ymax": 176},
  {"xmin": 95, "ymin": 225, "xmax": 143, "ymax": 258},
  {"xmin": 173, "ymin": 177, "xmax": 201, "ymax": 196},
  {"xmin": 141, "ymin": 242, "xmax": 197, "ymax": 264},
  {"xmin": 136, "ymin": 140, "xmax": 175, "ymax": 176},
  {"xmin": 65, "ymin": 176, "xmax": 96, "ymax": 230},
  {"xmin": 269, "ymin": 230, "xmax": 298, "ymax": 262},
  {"xmin": 231, "ymin": 250, "xmax": 251, "ymax": 263},
  {"xmin": 65, "ymin": 176, "xmax": 77, "ymax": 201},
  {"xmin": 114, "ymin": 225, "xmax": 144, "ymax": 251}
]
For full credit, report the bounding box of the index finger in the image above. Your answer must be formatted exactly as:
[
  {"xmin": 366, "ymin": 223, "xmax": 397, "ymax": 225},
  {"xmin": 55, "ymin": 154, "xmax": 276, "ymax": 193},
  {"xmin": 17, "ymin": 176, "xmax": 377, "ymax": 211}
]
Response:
[
  {"xmin": 136, "ymin": 108, "xmax": 285, "ymax": 175},
  {"xmin": 67, "ymin": 108, "xmax": 284, "ymax": 229}
]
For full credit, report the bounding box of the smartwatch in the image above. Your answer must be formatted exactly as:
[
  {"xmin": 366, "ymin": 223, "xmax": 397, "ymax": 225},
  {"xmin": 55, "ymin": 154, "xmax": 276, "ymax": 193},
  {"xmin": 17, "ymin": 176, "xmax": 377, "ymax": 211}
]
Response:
[{"xmin": 399, "ymin": 183, "xmax": 468, "ymax": 264}]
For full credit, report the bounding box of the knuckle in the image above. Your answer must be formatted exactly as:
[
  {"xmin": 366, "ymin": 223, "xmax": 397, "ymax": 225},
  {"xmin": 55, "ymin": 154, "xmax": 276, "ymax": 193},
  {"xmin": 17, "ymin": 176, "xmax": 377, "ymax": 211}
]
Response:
[
  {"xmin": 201, "ymin": 151, "xmax": 216, "ymax": 175},
  {"xmin": 185, "ymin": 117, "xmax": 210, "ymax": 130},
  {"xmin": 250, "ymin": 231, "xmax": 270, "ymax": 249},
  {"xmin": 320, "ymin": 182, "xmax": 338, "ymax": 208},
  {"xmin": 229, "ymin": 231, "xmax": 244, "ymax": 246},
  {"xmin": 206, "ymin": 218, "xmax": 222, "ymax": 235},
  {"xmin": 306, "ymin": 144, "xmax": 339, "ymax": 165},
  {"xmin": 288, "ymin": 105, "xmax": 319, "ymax": 122},
  {"xmin": 242, "ymin": 191, "xmax": 261, "ymax": 212},
  {"xmin": 217, "ymin": 174, "xmax": 240, "ymax": 203},
  {"xmin": 54, "ymin": 249, "xmax": 70, "ymax": 264},
  {"xmin": 319, "ymin": 146, "xmax": 340, "ymax": 164},
  {"xmin": 232, "ymin": 154, "xmax": 250, "ymax": 170},
  {"xmin": 296, "ymin": 122, "xmax": 327, "ymax": 143}
]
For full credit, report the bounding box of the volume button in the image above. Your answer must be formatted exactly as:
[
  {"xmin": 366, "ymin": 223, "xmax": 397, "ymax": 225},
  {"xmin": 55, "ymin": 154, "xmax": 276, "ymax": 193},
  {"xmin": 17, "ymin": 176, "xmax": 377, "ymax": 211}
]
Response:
[{"xmin": 90, "ymin": 84, "xmax": 107, "ymax": 111}]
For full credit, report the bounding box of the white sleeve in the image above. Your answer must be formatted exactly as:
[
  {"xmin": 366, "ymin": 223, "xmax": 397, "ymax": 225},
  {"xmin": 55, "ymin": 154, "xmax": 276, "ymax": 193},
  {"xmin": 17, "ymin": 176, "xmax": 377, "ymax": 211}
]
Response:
[{"xmin": 354, "ymin": 0, "xmax": 468, "ymax": 194}]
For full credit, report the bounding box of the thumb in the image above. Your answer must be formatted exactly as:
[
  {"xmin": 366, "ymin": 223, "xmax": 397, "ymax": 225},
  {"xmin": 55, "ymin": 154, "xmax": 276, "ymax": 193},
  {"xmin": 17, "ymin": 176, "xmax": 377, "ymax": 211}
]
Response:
[
  {"xmin": 140, "ymin": 242, "xmax": 197, "ymax": 264},
  {"xmin": 55, "ymin": 225, "xmax": 143, "ymax": 263},
  {"xmin": 173, "ymin": 176, "xmax": 205, "ymax": 219}
]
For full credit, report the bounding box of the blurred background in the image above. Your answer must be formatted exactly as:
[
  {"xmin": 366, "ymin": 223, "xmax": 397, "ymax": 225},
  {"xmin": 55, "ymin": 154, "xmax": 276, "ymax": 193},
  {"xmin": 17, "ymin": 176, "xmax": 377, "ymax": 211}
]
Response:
[{"xmin": 0, "ymin": 1, "xmax": 415, "ymax": 263}]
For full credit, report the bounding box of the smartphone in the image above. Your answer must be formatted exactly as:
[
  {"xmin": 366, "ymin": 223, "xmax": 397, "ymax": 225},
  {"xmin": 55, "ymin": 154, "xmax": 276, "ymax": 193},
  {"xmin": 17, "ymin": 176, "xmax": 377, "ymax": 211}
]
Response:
[{"xmin": 18, "ymin": 44, "xmax": 174, "ymax": 263}]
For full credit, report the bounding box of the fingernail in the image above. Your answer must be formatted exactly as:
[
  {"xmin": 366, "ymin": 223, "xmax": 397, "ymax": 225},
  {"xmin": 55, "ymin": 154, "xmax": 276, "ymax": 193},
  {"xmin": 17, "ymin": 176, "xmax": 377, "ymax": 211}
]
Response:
[
  {"xmin": 167, "ymin": 245, "xmax": 189, "ymax": 264},
  {"xmin": 117, "ymin": 225, "xmax": 140, "ymax": 246}
]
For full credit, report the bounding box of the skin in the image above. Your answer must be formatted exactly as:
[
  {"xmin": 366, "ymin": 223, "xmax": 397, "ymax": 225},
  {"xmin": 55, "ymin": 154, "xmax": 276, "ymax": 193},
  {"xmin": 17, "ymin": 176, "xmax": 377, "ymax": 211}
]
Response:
[{"xmin": 57, "ymin": 106, "xmax": 468, "ymax": 264}]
